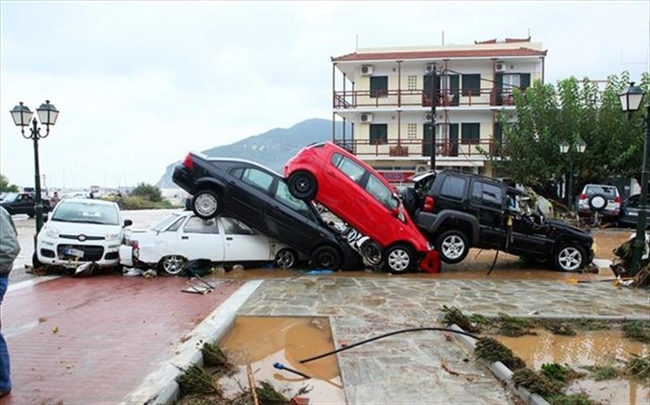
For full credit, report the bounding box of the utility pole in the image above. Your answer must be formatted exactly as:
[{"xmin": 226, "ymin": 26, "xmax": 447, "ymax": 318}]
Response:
[{"xmin": 430, "ymin": 62, "xmax": 437, "ymax": 170}]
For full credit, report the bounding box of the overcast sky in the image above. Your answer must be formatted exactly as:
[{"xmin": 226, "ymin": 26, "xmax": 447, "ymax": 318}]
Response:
[{"xmin": 1, "ymin": 1, "xmax": 648, "ymax": 190}]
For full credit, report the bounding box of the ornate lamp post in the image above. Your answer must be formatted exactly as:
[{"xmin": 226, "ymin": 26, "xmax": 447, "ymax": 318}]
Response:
[
  {"xmin": 619, "ymin": 82, "xmax": 649, "ymax": 274},
  {"xmin": 559, "ymin": 137, "xmax": 587, "ymax": 211},
  {"xmin": 9, "ymin": 100, "xmax": 59, "ymax": 234}
]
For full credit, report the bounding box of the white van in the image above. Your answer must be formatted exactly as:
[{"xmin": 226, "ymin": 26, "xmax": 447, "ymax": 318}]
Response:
[{"xmin": 36, "ymin": 198, "xmax": 132, "ymax": 270}]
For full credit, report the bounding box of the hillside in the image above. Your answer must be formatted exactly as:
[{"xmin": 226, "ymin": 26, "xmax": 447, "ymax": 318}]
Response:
[{"xmin": 156, "ymin": 118, "xmax": 349, "ymax": 188}]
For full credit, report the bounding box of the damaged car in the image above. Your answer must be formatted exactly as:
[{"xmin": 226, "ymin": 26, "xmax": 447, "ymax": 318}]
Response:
[
  {"xmin": 172, "ymin": 153, "xmax": 362, "ymax": 270},
  {"xmin": 283, "ymin": 141, "xmax": 440, "ymax": 274},
  {"xmin": 120, "ymin": 211, "xmax": 307, "ymax": 275}
]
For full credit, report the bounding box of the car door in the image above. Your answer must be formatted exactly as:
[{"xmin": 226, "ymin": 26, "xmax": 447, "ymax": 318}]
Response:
[
  {"xmin": 220, "ymin": 217, "xmax": 272, "ymax": 262},
  {"xmin": 224, "ymin": 166, "xmax": 274, "ymax": 232},
  {"xmin": 16, "ymin": 193, "xmax": 33, "ymax": 215},
  {"xmin": 177, "ymin": 216, "xmax": 225, "ymax": 261},
  {"xmin": 468, "ymin": 179, "xmax": 506, "ymax": 249}
]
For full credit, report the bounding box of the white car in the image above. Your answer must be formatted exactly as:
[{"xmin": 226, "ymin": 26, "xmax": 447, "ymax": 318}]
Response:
[
  {"xmin": 119, "ymin": 211, "xmax": 305, "ymax": 275},
  {"xmin": 36, "ymin": 198, "xmax": 132, "ymax": 269}
]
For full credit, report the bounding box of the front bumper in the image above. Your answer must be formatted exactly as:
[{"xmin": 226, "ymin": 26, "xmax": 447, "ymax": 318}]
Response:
[{"xmin": 37, "ymin": 236, "xmax": 121, "ymax": 268}]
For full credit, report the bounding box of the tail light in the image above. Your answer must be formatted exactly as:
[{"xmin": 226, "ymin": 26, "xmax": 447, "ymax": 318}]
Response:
[
  {"xmin": 183, "ymin": 153, "xmax": 194, "ymax": 170},
  {"xmin": 614, "ymin": 196, "xmax": 621, "ymax": 204},
  {"xmin": 129, "ymin": 240, "xmax": 139, "ymax": 250},
  {"xmin": 579, "ymin": 194, "xmax": 588, "ymax": 200},
  {"xmin": 423, "ymin": 196, "xmax": 435, "ymax": 212}
]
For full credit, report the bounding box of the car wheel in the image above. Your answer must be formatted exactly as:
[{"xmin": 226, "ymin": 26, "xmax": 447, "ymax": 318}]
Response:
[
  {"xmin": 588, "ymin": 194, "xmax": 607, "ymax": 212},
  {"xmin": 32, "ymin": 251, "xmax": 44, "ymax": 270},
  {"xmin": 553, "ymin": 243, "xmax": 586, "ymax": 272},
  {"xmin": 288, "ymin": 171, "xmax": 317, "ymax": 200},
  {"xmin": 310, "ymin": 246, "xmax": 341, "ymax": 270},
  {"xmin": 192, "ymin": 189, "xmax": 222, "ymax": 220},
  {"xmin": 359, "ymin": 239, "xmax": 383, "ymax": 266},
  {"xmin": 435, "ymin": 230, "xmax": 469, "ymax": 264},
  {"xmin": 158, "ymin": 255, "xmax": 187, "ymax": 276},
  {"xmin": 383, "ymin": 244, "xmax": 414, "ymax": 274},
  {"xmin": 275, "ymin": 248, "xmax": 298, "ymax": 269}
]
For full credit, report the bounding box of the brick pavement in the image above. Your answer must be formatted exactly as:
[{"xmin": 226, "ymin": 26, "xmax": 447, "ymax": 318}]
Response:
[{"xmin": 0, "ymin": 274, "xmax": 242, "ymax": 405}]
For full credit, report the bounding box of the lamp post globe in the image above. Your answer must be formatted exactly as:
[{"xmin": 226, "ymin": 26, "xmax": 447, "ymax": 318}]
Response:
[{"xmin": 619, "ymin": 82, "xmax": 649, "ymax": 274}]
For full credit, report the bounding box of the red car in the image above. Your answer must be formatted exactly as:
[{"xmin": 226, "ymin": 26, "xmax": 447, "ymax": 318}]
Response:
[{"xmin": 284, "ymin": 142, "xmax": 440, "ymax": 274}]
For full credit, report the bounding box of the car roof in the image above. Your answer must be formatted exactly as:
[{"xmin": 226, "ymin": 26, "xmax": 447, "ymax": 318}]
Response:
[
  {"xmin": 189, "ymin": 151, "xmax": 282, "ymax": 177},
  {"xmin": 60, "ymin": 198, "xmax": 117, "ymax": 207},
  {"xmin": 409, "ymin": 171, "xmax": 436, "ymax": 183}
]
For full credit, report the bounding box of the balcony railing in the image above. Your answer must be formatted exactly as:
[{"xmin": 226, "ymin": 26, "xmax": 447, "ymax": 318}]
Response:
[
  {"xmin": 334, "ymin": 138, "xmax": 507, "ymax": 158},
  {"xmin": 333, "ymin": 88, "xmax": 519, "ymax": 109}
]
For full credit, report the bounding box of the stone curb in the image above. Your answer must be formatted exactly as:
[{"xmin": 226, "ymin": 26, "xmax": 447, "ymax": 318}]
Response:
[
  {"xmin": 123, "ymin": 279, "xmax": 264, "ymax": 405},
  {"xmin": 450, "ymin": 324, "xmax": 550, "ymax": 405},
  {"xmin": 470, "ymin": 313, "xmax": 650, "ymax": 322}
]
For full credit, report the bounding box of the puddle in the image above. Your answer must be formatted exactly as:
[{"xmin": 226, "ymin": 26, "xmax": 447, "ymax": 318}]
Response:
[
  {"xmin": 496, "ymin": 329, "xmax": 650, "ymax": 404},
  {"xmin": 218, "ymin": 316, "xmax": 345, "ymax": 404}
]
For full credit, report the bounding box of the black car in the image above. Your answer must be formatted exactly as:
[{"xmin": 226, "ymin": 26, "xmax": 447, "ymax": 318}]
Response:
[
  {"xmin": 0, "ymin": 192, "xmax": 51, "ymax": 217},
  {"xmin": 172, "ymin": 152, "xmax": 362, "ymax": 270},
  {"xmin": 618, "ymin": 194, "xmax": 648, "ymax": 229},
  {"xmin": 401, "ymin": 170, "xmax": 595, "ymax": 272}
]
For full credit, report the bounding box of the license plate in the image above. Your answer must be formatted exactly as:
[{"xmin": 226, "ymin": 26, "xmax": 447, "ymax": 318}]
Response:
[{"xmin": 63, "ymin": 248, "xmax": 85, "ymax": 258}]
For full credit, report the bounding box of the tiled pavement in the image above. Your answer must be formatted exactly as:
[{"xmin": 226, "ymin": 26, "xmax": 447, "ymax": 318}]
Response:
[{"xmin": 1, "ymin": 275, "xmax": 242, "ymax": 405}]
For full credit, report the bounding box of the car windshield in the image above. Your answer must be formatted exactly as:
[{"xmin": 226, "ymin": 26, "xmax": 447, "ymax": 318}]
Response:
[
  {"xmin": 151, "ymin": 213, "xmax": 182, "ymax": 232},
  {"xmin": 585, "ymin": 185, "xmax": 618, "ymax": 198},
  {"xmin": 51, "ymin": 201, "xmax": 120, "ymax": 225},
  {"xmin": 2, "ymin": 193, "xmax": 19, "ymax": 202}
]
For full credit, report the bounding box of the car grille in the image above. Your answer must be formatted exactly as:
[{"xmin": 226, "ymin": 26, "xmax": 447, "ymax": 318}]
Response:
[
  {"xmin": 104, "ymin": 252, "xmax": 119, "ymax": 260},
  {"xmin": 60, "ymin": 234, "xmax": 105, "ymax": 241},
  {"xmin": 56, "ymin": 245, "xmax": 105, "ymax": 261},
  {"xmin": 40, "ymin": 248, "xmax": 56, "ymax": 258}
]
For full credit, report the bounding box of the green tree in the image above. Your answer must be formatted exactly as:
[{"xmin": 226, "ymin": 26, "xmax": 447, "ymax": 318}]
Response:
[
  {"xmin": 130, "ymin": 182, "xmax": 163, "ymax": 202},
  {"xmin": 0, "ymin": 174, "xmax": 19, "ymax": 193},
  {"xmin": 491, "ymin": 71, "xmax": 650, "ymax": 200}
]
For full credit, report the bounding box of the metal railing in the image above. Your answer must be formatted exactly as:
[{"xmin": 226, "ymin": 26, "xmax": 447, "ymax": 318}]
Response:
[{"xmin": 333, "ymin": 138, "xmax": 508, "ymax": 158}]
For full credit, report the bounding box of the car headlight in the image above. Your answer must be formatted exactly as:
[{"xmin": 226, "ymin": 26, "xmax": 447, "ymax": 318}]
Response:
[
  {"xmin": 45, "ymin": 227, "xmax": 60, "ymax": 238},
  {"xmin": 105, "ymin": 233, "xmax": 121, "ymax": 241}
]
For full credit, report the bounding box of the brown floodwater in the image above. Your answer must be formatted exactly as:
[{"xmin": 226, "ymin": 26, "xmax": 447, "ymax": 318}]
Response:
[
  {"xmin": 497, "ymin": 329, "xmax": 650, "ymax": 405},
  {"xmin": 218, "ymin": 316, "xmax": 345, "ymax": 404}
]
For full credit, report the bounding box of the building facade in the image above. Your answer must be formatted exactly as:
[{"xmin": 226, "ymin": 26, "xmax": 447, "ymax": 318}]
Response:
[{"xmin": 330, "ymin": 37, "xmax": 547, "ymax": 182}]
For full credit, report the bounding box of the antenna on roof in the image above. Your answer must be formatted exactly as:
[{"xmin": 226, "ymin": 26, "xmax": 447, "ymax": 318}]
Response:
[
  {"xmin": 528, "ymin": 28, "xmax": 531, "ymax": 38},
  {"xmin": 355, "ymin": 34, "xmax": 359, "ymax": 51}
]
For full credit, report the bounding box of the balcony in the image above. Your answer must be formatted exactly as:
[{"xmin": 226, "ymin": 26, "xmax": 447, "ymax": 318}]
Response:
[
  {"xmin": 334, "ymin": 138, "xmax": 507, "ymax": 159},
  {"xmin": 333, "ymin": 88, "xmax": 519, "ymax": 109}
]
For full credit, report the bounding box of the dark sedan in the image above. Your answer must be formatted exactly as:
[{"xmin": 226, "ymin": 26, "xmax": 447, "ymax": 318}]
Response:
[
  {"xmin": 618, "ymin": 194, "xmax": 649, "ymax": 228},
  {"xmin": 0, "ymin": 192, "xmax": 51, "ymax": 217},
  {"xmin": 172, "ymin": 152, "xmax": 362, "ymax": 270}
]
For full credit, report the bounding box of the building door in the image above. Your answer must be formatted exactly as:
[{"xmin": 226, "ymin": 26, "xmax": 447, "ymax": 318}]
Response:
[
  {"xmin": 449, "ymin": 123, "xmax": 459, "ymax": 157},
  {"xmin": 422, "ymin": 123, "xmax": 434, "ymax": 157}
]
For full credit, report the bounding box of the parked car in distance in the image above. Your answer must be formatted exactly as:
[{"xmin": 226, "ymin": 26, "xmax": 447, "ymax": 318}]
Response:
[
  {"xmin": 35, "ymin": 198, "xmax": 132, "ymax": 271},
  {"xmin": 0, "ymin": 192, "xmax": 51, "ymax": 217},
  {"xmin": 577, "ymin": 184, "xmax": 621, "ymax": 220},
  {"xmin": 617, "ymin": 194, "xmax": 649, "ymax": 228},
  {"xmin": 120, "ymin": 211, "xmax": 307, "ymax": 275},
  {"xmin": 283, "ymin": 141, "xmax": 440, "ymax": 274},
  {"xmin": 402, "ymin": 170, "xmax": 595, "ymax": 272},
  {"xmin": 172, "ymin": 152, "xmax": 363, "ymax": 271}
]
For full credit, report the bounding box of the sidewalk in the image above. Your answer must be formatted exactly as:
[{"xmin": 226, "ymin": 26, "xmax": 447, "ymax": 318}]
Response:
[{"xmin": 1, "ymin": 274, "xmax": 243, "ymax": 405}]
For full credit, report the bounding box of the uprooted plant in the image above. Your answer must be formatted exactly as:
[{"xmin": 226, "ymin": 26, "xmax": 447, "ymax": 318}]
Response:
[
  {"xmin": 474, "ymin": 337, "xmax": 526, "ymax": 370},
  {"xmin": 176, "ymin": 364, "xmax": 222, "ymax": 396},
  {"xmin": 440, "ymin": 305, "xmax": 481, "ymax": 333}
]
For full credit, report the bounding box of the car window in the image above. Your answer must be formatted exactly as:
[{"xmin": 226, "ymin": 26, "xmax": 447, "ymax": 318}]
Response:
[
  {"xmin": 166, "ymin": 217, "xmax": 185, "ymax": 232},
  {"xmin": 471, "ymin": 181, "xmax": 503, "ymax": 209},
  {"xmin": 51, "ymin": 201, "xmax": 120, "ymax": 225},
  {"xmin": 365, "ymin": 174, "xmax": 399, "ymax": 210},
  {"xmin": 273, "ymin": 182, "xmax": 315, "ymax": 218},
  {"xmin": 585, "ymin": 185, "xmax": 618, "ymax": 198},
  {"xmin": 439, "ymin": 175, "xmax": 466, "ymax": 199},
  {"xmin": 3, "ymin": 193, "xmax": 18, "ymax": 202},
  {"xmin": 151, "ymin": 214, "xmax": 181, "ymax": 232},
  {"xmin": 241, "ymin": 168, "xmax": 274, "ymax": 192},
  {"xmin": 332, "ymin": 153, "xmax": 366, "ymax": 184},
  {"xmin": 221, "ymin": 217, "xmax": 257, "ymax": 235},
  {"xmin": 183, "ymin": 217, "xmax": 219, "ymax": 234}
]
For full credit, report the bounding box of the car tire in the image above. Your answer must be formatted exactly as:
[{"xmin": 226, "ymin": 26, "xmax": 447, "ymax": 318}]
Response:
[
  {"xmin": 310, "ymin": 245, "xmax": 341, "ymax": 270},
  {"xmin": 275, "ymin": 248, "xmax": 298, "ymax": 269},
  {"xmin": 553, "ymin": 243, "xmax": 586, "ymax": 272},
  {"xmin": 359, "ymin": 239, "xmax": 383, "ymax": 266},
  {"xmin": 383, "ymin": 244, "xmax": 414, "ymax": 274},
  {"xmin": 435, "ymin": 230, "xmax": 469, "ymax": 264},
  {"xmin": 32, "ymin": 251, "xmax": 44, "ymax": 270},
  {"xmin": 288, "ymin": 171, "xmax": 318, "ymax": 200},
  {"xmin": 158, "ymin": 255, "xmax": 187, "ymax": 276},
  {"xmin": 192, "ymin": 189, "xmax": 222, "ymax": 220},
  {"xmin": 588, "ymin": 194, "xmax": 607, "ymax": 212}
]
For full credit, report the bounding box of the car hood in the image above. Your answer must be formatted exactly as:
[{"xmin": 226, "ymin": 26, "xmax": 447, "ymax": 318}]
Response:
[
  {"xmin": 545, "ymin": 218, "xmax": 592, "ymax": 239},
  {"xmin": 43, "ymin": 221, "xmax": 124, "ymax": 237}
]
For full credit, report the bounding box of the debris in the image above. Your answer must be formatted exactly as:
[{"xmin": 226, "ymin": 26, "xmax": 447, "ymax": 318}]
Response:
[
  {"xmin": 232, "ymin": 264, "xmax": 245, "ymax": 272},
  {"xmin": 182, "ymin": 274, "xmax": 215, "ymax": 295},
  {"xmin": 143, "ymin": 269, "xmax": 157, "ymax": 279},
  {"xmin": 441, "ymin": 361, "xmax": 460, "ymax": 376},
  {"xmin": 123, "ymin": 267, "xmax": 143, "ymax": 277},
  {"xmin": 175, "ymin": 364, "xmax": 221, "ymax": 396},
  {"xmin": 51, "ymin": 326, "xmax": 59, "ymax": 334},
  {"xmin": 474, "ymin": 337, "xmax": 526, "ymax": 370}
]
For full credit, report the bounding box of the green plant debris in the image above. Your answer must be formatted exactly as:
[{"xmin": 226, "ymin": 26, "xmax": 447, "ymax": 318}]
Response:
[
  {"xmin": 547, "ymin": 393, "xmax": 601, "ymax": 405},
  {"xmin": 573, "ymin": 319, "xmax": 611, "ymax": 331},
  {"xmin": 440, "ymin": 305, "xmax": 481, "ymax": 333},
  {"xmin": 175, "ymin": 364, "xmax": 222, "ymax": 396},
  {"xmin": 496, "ymin": 313, "xmax": 535, "ymax": 337},
  {"xmin": 625, "ymin": 354, "xmax": 650, "ymax": 381},
  {"xmin": 542, "ymin": 321, "xmax": 577, "ymax": 336},
  {"xmin": 512, "ymin": 368, "xmax": 562, "ymax": 397},
  {"xmin": 201, "ymin": 342, "xmax": 232, "ymax": 370},
  {"xmin": 622, "ymin": 321, "xmax": 650, "ymax": 344},
  {"xmin": 255, "ymin": 381, "xmax": 290, "ymax": 404},
  {"xmin": 468, "ymin": 313, "xmax": 488, "ymax": 325},
  {"xmin": 582, "ymin": 364, "xmax": 620, "ymax": 381},
  {"xmin": 475, "ymin": 337, "xmax": 526, "ymax": 370},
  {"xmin": 541, "ymin": 363, "xmax": 585, "ymax": 384}
]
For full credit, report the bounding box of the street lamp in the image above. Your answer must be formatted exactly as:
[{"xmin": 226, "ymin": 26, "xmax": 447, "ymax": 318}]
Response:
[
  {"xmin": 619, "ymin": 82, "xmax": 649, "ymax": 274},
  {"xmin": 9, "ymin": 100, "xmax": 59, "ymax": 234},
  {"xmin": 559, "ymin": 137, "xmax": 586, "ymax": 211}
]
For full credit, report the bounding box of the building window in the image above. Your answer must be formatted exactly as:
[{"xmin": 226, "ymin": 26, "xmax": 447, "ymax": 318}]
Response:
[
  {"xmin": 370, "ymin": 76, "xmax": 388, "ymax": 98},
  {"xmin": 462, "ymin": 74, "xmax": 481, "ymax": 97},
  {"xmin": 461, "ymin": 123, "xmax": 480, "ymax": 144},
  {"xmin": 407, "ymin": 75, "xmax": 418, "ymax": 90},
  {"xmin": 407, "ymin": 123, "xmax": 418, "ymax": 139},
  {"xmin": 369, "ymin": 124, "xmax": 388, "ymax": 144}
]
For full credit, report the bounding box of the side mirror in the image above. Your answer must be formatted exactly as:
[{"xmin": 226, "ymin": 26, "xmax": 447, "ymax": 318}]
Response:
[
  {"xmin": 123, "ymin": 219, "xmax": 133, "ymax": 227},
  {"xmin": 43, "ymin": 213, "xmax": 49, "ymax": 223}
]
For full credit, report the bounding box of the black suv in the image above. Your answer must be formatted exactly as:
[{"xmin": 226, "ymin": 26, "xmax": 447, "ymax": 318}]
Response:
[
  {"xmin": 402, "ymin": 170, "xmax": 595, "ymax": 272},
  {"xmin": 172, "ymin": 152, "xmax": 362, "ymax": 270},
  {"xmin": 0, "ymin": 192, "xmax": 51, "ymax": 217}
]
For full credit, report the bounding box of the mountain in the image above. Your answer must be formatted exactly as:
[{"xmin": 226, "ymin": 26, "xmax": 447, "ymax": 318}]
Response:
[{"xmin": 156, "ymin": 118, "xmax": 349, "ymax": 188}]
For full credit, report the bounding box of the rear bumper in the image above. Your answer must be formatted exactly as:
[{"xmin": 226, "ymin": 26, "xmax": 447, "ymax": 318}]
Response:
[{"xmin": 172, "ymin": 164, "xmax": 194, "ymax": 194}]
